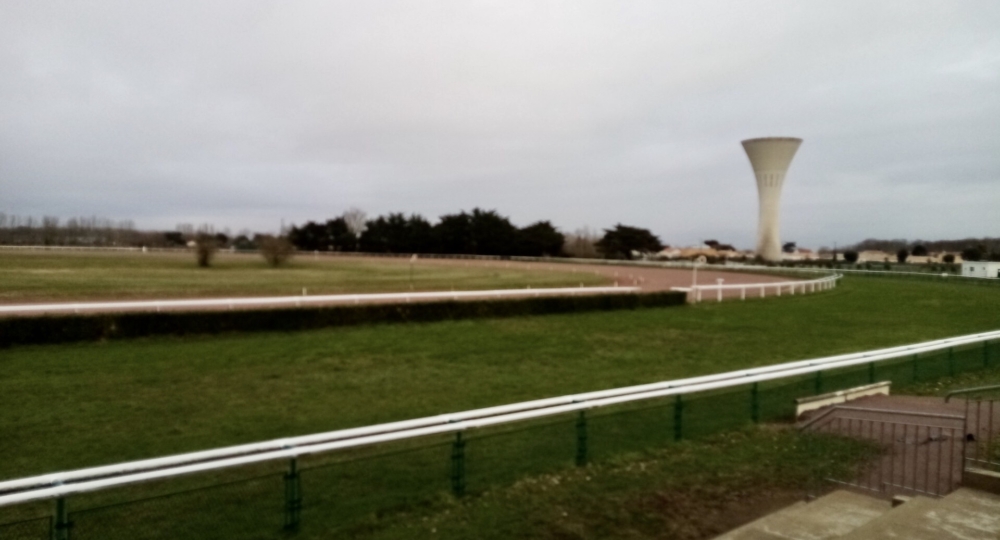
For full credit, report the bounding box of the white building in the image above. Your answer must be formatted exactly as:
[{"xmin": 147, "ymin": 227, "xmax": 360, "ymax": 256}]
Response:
[{"xmin": 961, "ymin": 261, "xmax": 1000, "ymax": 279}]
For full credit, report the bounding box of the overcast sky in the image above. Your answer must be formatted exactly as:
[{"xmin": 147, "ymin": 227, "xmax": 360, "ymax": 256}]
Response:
[{"xmin": 1, "ymin": 1, "xmax": 998, "ymax": 249}]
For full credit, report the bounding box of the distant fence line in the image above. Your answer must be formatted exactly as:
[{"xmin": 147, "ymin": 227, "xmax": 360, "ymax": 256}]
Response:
[
  {"xmin": 0, "ymin": 286, "xmax": 640, "ymax": 316},
  {"xmin": 3, "ymin": 244, "xmax": 997, "ymax": 286}
]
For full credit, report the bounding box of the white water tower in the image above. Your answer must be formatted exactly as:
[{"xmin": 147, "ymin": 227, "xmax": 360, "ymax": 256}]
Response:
[{"xmin": 741, "ymin": 137, "xmax": 802, "ymax": 262}]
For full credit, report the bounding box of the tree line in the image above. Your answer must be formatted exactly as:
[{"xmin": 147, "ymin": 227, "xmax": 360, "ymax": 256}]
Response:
[{"xmin": 288, "ymin": 208, "xmax": 665, "ymax": 259}]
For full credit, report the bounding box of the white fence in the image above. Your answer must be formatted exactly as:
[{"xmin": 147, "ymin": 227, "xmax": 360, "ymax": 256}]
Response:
[
  {"xmin": 2, "ymin": 328, "xmax": 998, "ymax": 507},
  {"xmin": 671, "ymin": 273, "xmax": 842, "ymax": 303},
  {"xmin": 0, "ymin": 286, "xmax": 640, "ymax": 316}
]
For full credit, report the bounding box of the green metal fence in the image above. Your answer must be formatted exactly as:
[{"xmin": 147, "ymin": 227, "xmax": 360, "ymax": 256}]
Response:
[{"xmin": 1, "ymin": 339, "xmax": 997, "ymax": 539}]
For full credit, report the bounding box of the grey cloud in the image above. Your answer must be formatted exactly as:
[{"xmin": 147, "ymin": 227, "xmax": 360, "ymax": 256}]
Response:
[{"xmin": 1, "ymin": 1, "xmax": 998, "ymax": 247}]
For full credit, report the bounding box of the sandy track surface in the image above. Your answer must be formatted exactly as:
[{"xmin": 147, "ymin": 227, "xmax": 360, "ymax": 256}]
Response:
[
  {"xmin": 405, "ymin": 257, "xmax": 796, "ymax": 293},
  {"xmin": 0, "ymin": 257, "xmax": 802, "ymax": 317}
]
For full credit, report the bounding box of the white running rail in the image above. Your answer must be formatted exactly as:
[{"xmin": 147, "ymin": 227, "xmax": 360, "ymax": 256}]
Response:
[
  {"xmin": 672, "ymin": 273, "xmax": 842, "ymax": 303},
  {"xmin": 1, "ymin": 328, "xmax": 997, "ymax": 507},
  {"xmin": 0, "ymin": 286, "xmax": 640, "ymax": 315}
]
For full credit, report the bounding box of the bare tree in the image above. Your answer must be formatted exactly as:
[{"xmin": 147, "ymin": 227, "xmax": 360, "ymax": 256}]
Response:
[
  {"xmin": 342, "ymin": 207, "xmax": 367, "ymax": 236},
  {"xmin": 563, "ymin": 227, "xmax": 600, "ymax": 258},
  {"xmin": 258, "ymin": 235, "xmax": 295, "ymax": 267}
]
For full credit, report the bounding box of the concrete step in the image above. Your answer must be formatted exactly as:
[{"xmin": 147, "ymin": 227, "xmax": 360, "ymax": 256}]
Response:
[
  {"xmin": 714, "ymin": 490, "xmax": 890, "ymax": 540},
  {"xmin": 713, "ymin": 502, "xmax": 807, "ymax": 540},
  {"xmin": 840, "ymin": 488, "xmax": 1000, "ymax": 540}
]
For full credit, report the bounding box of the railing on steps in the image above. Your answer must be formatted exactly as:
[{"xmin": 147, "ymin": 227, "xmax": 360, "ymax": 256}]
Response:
[
  {"xmin": 806, "ymin": 406, "xmax": 967, "ymax": 499},
  {"xmin": 813, "ymin": 385, "xmax": 1000, "ymax": 498},
  {"xmin": 947, "ymin": 385, "xmax": 1000, "ymax": 472}
]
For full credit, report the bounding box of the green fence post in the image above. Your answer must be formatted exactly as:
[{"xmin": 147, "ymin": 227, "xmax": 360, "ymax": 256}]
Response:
[
  {"xmin": 948, "ymin": 347, "xmax": 955, "ymax": 377},
  {"xmin": 814, "ymin": 370, "xmax": 823, "ymax": 395},
  {"xmin": 575, "ymin": 410, "xmax": 588, "ymax": 467},
  {"xmin": 283, "ymin": 458, "xmax": 301, "ymax": 531},
  {"xmin": 868, "ymin": 362, "xmax": 875, "ymax": 384},
  {"xmin": 673, "ymin": 395, "xmax": 684, "ymax": 441},
  {"xmin": 53, "ymin": 497, "xmax": 70, "ymax": 540},
  {"xmin": 451, "ymin": 432, "xmax": 466, "ymax": 497},
  {"xmin": 750, "ymin": 383, "xmax": 760, "ymax": 424}
]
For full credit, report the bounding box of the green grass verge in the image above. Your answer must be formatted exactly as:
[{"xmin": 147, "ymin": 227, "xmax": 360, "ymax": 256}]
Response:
[
  {"xmin": 0, "ymin": 427, "xmax": 877, "ymax": 540},
  {"xmin": 355, "ymin": 426, "xmax": 878, "ymax": 540},
  {"xmin": 1, "ymin": 276, "xmax": 999, "ymax": 479},
  {"xmin": 0, "ymin": 251, "xmax": 607, "ymax": 303}
]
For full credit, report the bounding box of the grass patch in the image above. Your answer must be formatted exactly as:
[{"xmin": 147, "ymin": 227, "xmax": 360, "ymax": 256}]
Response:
[
  {"xmin": 900, "ymin": 364, "xmax": 1000, "ymax": 398},
  {"xmin": 0, "ymin": 251, "xmax": 607, "ymax": 303},
  {"xmin": 352, "ymin": 426, "xmax": 878, "ymax": 540},
  {"xmin": 1, "ymin": 277, "xmax": 999, "ymax": 480}
]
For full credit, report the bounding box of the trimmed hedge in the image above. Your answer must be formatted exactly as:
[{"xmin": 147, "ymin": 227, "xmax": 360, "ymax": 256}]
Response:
[{"xmin": 0, "ymin": 291, "xmax": 687, "ymax": 348}]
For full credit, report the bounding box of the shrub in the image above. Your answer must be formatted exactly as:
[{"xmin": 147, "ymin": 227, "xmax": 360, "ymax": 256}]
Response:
[
  {"xmin": 943, "ymin": 254, "xmax": 955, "ymax": 264},
  {"xmin": 843, "ymin": 251, "xmax": 859, "ymax": 263},
  {"xmin": 194, "ymin": 233, "xmax": 218, "ymax": 268},
  {"xmin": 258, "ymin": 235, "xmax": 295, "ymax": 267}
]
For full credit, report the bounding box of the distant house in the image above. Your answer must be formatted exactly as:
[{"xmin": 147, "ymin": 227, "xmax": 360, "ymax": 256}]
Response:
[
  {"xmin": 961, "ymin": 261, "xmax": 1000, "ymax": 279},
  {"xmin": 857, "ymin": 250, "xmax": 892, "ymax": 262}
]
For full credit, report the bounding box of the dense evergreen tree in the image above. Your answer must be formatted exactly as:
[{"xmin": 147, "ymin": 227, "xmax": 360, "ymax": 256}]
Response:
[
  {"xmin": 293, "ymin": 208, "xmax": 569, "ymax": 257},
  {"xmin": 288, "ymin": 218, "xmax": 355, "ymax": 251},
  {"xmin": 595, "ymin": 224, "xmax": 664, "ymax": 259},
  {"xmin": 518, "ymin": 221, "xmax": 564, "ymax": 257}
]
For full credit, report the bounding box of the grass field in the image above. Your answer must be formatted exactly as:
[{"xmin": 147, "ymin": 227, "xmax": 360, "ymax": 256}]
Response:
[
  {"xmin": 0, "ymin": 251, "xmax": 608, "ymax": 303},
  {"xmin": 2, "ymin": 276, "xmax": 1000, "ymax": 480}
]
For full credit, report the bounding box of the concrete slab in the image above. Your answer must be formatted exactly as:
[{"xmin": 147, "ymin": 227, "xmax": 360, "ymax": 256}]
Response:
[
  {"xmin": 840, "ymin": 489, "xmax": 1000, "ymax": 540},
  {"xmin": 714, "ymin": 502, "xmax": 807, "ymax": 540},
  {"xmin": 714, "ymin": 491, "xmax": 889, "ymax": 540}
]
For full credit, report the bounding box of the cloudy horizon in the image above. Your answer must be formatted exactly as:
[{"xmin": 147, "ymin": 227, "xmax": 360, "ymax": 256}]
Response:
[{"xmin": 2, "ymin": 1, "xmax": 998, "ymax": 250}]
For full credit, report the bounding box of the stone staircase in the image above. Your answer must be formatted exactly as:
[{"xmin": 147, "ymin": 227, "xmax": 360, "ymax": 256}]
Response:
[{"xmin": 714, "ymin": 488, "xmax": 1000, "ymax": 540}]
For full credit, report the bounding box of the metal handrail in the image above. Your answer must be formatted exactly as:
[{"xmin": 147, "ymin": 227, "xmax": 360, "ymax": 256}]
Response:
[
  {"xmin": 1, "ymin": 329, "xmax": 998, "ymax": 506},
  {"xmin": 945, "ymin": 384, "xmax": 1000, "ymax": 402}
]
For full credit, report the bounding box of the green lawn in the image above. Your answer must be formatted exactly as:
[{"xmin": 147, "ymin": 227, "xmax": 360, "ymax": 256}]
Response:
[
  {"xmin": 360, "ymin": 427, "xmax": 877, "ymax": 540},
  {"xmin": 2, "ymin": 277, "xmax": 999, "ymax": 480},
  {"xmin": 0, "ymin": 251, "xmax": 607, "ymax": 303}
]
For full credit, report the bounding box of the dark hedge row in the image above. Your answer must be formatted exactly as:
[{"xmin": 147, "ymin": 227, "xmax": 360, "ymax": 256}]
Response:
[{"xmin": 0, "ymin": 291, "xmax": 687, "ymax": 348}]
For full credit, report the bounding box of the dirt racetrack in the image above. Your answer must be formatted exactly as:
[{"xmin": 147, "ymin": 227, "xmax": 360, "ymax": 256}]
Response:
[{"xmin": 0, "ymin": 255, "xmax": 805, "ymax": 316}]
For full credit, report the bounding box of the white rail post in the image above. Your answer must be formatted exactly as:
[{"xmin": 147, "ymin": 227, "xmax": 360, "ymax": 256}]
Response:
[
  {"xmin": 741, "ymin": 287, "xmax": 746, "ymax": 301},
  {"xmin": 716, "ymin": 279, "xmax": 724, "ymax": 302}
]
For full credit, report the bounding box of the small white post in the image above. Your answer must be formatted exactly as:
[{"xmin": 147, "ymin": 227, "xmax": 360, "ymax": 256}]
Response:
[
  {"xmin": 716, "ymin": 279, "xmax": 724, "ymax": 302},
  {"xmin": 741, "ymin": 287, "xmax": 746, "ymax": 301},
  {"xmin": 761, "ymin": 286, "xmax": 765, "ymax": 298},
  {"xmin": 696, "ymin": 288, "xmax": 702, "ymax": 303},
  {"xmin": 776, "ymin": 285, "xmax": 781, "ymax": 297}
]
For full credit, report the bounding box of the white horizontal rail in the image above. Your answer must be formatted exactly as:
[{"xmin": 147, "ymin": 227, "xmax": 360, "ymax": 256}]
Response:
[
  {"xmin": 0, "ymin": 286, "xmax": 640, "ymax": 315},
  {"xmin": 2, "ymin": 328, "xmax": 998, "ymax": 505},
  {"xmin": 2, "ymin": 329, "xmax": 997, "ymax": 506},
  {"xmin": 672, "ymin": 274, "xmax": 841, "ymax": 303}
]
